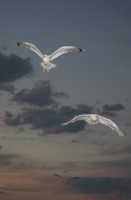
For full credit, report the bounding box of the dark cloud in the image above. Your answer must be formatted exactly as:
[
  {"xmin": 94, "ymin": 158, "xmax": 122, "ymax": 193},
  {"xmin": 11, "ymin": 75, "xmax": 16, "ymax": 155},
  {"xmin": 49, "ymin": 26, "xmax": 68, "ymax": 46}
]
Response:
[
  {"xmin": 15, "ymin": 127, "xmax": 25, "ymax": 133},
  {"xmin": 4, "ymin": 78, "xmax": 93, "ymax": 135},
  {"xmin": 4, "ymin": 111, "xmax": 13, "ymax": 118},
  {"xmin": 102, "ymin": 144, "xmax": 131, "ymax": 155},
  {"xmin": 99, "ymin": 110, "xmax": 117, "ymax": 118},
  {"xmin": 103, "ymin": 104, "xmax": 125, "ymax": 112},
  {"xmin": 0, "ymin": 191, "xmax": 6, "ymax": 194},
  {"xmin": 0, "ymin": 52, "xmax": 33, "ymax": 83},
  {"xmin": 53, "ymin": 91, "xmax": 68, "ymax": 98},
  {"xmin": 4, "ymin": 104, "xmax": 93, "ymax": 135},
  {"xmin": 0, "ymin": 83, "xmax": 15, "ymax": 93},
  {"xmin": 61, "ymin": 159, "xmax": 131, "ymax": 177},
  {"xmin": 4, "ymin": 111, "xmax": 22, "ymax": 126},
  {"xmin": 99, "ymin": 103, "xmax": 125, "ymax": 118},
  {"xmin": 12, "ymin": 80, "xmax": 67, "ymax": 107},
  {"xmin": 87, "ymin": 159, "xmax": 131, "ymax": 173},
  {"xmin": 0, "ymin": 153, "xmax": 18, "ymax": 166},
  {"xmin": 71, "ymin": 176, "xmax": 131, "ymax": 194}
]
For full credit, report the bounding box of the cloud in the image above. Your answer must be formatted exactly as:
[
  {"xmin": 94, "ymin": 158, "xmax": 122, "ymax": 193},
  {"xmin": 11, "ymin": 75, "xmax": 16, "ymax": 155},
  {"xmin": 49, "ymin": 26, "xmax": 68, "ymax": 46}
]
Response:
[
  {"xmin": 4, "ymin": 104, "xmax": 93, "ymax": 134},
  {"xmin": 0, "ymin": 83, "xmax": 15, "ymax": 93},
  {"xmin": 71, "ymin": 176, "xmax": 131, "ymax": 194},
  {"xmin": 4, "ymin": 79, "xmax": 93, "ymax": 134},
  {"xmin": 3, "ymin": 78, "xmax": 126, "ymax": 136},
  {"xmin": 99, "ymin": 110, "xmax": 117, "ymax": 118},
  {"xmin": 0, "ymin": 153, "xmax": 18, "ymax": 166},
  {"xmin": 103, "ymin": 104, "xmax": 125, "ymax": 112},
  {"xmin": 61, "ymin": 158, "xmax": 131, "ymax": 178},
  {"xmin": 15, "ymin": 127, "xmax": 25, "ymax": 133},
  {"xmin": 4, "ymin": 111, "xmax": 22, "ymax": 126},
  {"xmin": 102, "ymin": 144, "xmax": 131, "ymax": 155},
  {"xmin": 12, "ymin": 80, "xmax": 67, "ymax": 107},
  {"xmin": 0, "ymin": 52, "xmax": 33, "ymax": 83},
  {"xmin": 86, "ymin": 159, "xmax": 131, "ymax": 173},
  {"xmin": 99, "ymin": 103, "xmax": 125, "ymax": 118}
]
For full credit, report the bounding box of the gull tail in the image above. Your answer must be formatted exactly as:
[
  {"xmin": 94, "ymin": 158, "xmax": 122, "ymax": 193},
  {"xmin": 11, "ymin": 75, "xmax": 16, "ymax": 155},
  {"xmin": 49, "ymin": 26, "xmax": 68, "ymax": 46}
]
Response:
[
  {"xmin": 40, "ymin": 62, "xmax": 56, "ymax": 72},
  {"xmin": 48, "ymin": 62, "xmax": 56, "ymax": 69}
]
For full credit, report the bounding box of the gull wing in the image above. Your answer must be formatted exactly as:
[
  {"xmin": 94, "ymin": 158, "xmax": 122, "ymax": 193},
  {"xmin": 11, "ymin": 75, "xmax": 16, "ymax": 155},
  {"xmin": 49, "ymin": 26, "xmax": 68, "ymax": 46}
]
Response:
[
  {"xmin": 67, "ymin": 177, "xmax": 80, "ymax": 184},
  {"xmin": 98, "ymin": 115, "xmax": 126, "ymax": 136},
  {"xmin": 61, "ymin": 114, "xmax": 94, "ymax": 126},
  {"xmin": 49, "ymin": 46, "xmax": 84, "ymax": 61},
  {"xmin": 54, "ymin": 174, "xmax": 65, "ymax": 182},
  {"xmin": 16, "ymin": 42, "xmax": 44, "ymax": 58}
]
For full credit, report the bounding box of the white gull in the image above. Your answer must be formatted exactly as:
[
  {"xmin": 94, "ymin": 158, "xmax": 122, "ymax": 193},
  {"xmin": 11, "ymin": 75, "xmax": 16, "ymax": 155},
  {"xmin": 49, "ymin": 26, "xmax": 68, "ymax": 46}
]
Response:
[
  {"xmin": 61, "ymin": 114, "xmax": 126, "ymax": 136},
  {"xmin": 16, "ymin": 42, "xmax": 85, "ymax": 72}
]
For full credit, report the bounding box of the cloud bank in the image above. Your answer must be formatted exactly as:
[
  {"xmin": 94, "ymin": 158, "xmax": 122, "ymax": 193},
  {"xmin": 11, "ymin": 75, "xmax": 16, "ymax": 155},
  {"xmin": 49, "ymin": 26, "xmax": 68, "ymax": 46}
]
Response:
[
  {"xmin": 0, "ymin": 52, "xmax": 33, "ymax": 83},
  {"xmin": 3, "ymin": 77, "xmax": 126, "ymax": 135},
  {"xmin": 71, "ymin": 176, "xmax": 131, "ymax": 194},
  {"xmin": 12, "ymin": 80, "xmax": 67, "ymax": 107}
]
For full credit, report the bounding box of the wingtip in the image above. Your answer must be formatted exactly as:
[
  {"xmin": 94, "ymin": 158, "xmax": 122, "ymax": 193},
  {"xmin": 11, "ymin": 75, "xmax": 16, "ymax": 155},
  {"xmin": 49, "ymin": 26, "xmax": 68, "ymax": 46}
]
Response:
[
  {"xmin": 16, "ymin": 42, "xmax": 21, "ymax": 46},
  {"xmin": 120, "ymin": 132, "xmax": 127, "ymax": 137},
  {"xmin": 61, "ymin": 123, "xmax": 65, "ymax": 126},
  {"xmin": 78, "ymin": 48, "xmax": 85, "ymax": 52}
]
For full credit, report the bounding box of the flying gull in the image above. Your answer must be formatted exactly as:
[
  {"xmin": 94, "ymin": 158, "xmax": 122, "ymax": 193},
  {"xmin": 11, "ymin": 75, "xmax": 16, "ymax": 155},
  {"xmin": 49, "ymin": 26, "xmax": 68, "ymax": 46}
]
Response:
[
  {"xmin": 61, "ymin": 114, "xmax": 126, "ymax": 136},
  {"xmin": 16, "ymin": 42, "xmax": 84, "ymax": 72},
  {"xmin": 54, "ymin": 174, "xmax": 80, "ymax": 185}
]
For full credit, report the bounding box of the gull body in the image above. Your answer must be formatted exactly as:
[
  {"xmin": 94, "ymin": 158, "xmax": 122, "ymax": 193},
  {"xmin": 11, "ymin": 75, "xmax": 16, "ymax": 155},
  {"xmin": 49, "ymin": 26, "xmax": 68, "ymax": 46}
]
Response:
[
  {"xmin": 61, "ymin": 114, "xmax": 126, "ymax": 136},
  {"xmin": 16, "ymin": 42, "xmax": 84, "ymax": 72},
  {"xmin": 54, "ymin": 174, "xmax": 80, "ymax": 185}
]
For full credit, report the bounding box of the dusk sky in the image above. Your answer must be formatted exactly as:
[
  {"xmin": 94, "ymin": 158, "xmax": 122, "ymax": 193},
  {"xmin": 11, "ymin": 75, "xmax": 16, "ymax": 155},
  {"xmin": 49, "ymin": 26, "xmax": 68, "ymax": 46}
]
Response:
[{"xmin": 0, "ymin": 0, "xmax": 131, "ymax": 199}]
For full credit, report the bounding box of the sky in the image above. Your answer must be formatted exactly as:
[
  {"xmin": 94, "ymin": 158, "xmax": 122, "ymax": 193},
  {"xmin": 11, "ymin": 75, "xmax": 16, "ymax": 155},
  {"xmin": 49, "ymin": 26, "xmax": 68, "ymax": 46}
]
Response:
[{"xmin": 0, "ymin": 0, "xmax": 131, "ymax": 199}]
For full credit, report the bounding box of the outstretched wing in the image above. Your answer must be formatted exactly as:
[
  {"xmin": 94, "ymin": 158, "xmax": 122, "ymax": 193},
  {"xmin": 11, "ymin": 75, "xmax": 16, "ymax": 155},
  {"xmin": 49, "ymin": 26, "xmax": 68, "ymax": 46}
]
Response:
[
  {"xmin": 67, "ymin": 177, "xmax": 81, "ymax": 184},
  {"xmin": 16, "ymin": 42, "xmax": 44, "ymax": 58},
  {"xmin": 98, "ymin": 115, "xmax": 126, "ymax": 136},
  {"xmin": 54, "ymin": 174, "xmax": 65, "ymax": 182},
  {"xmin": 61, "ymin": 114, "xmax": 93, "ymax": 126},
  {"xmin": 49, "ymin": 46, "xmax": 84, "ymax": 61},
  {"xmin": 61, "ymin": 114, "xmax": 126, "ymax": 136}
]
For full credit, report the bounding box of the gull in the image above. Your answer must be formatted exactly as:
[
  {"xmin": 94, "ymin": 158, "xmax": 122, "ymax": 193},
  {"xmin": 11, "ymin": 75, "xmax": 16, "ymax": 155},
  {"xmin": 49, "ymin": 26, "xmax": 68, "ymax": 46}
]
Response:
[
  {"xmin": 61, "ymin": 114, "xmax": 126, "ymax": 136},
  {"xmin": 16, "ymin": 42, "xmax": 85, "ymax": 72},
  {"xmin": 54, "ymin": 174, "xmax": 80, "ymax": 185}
]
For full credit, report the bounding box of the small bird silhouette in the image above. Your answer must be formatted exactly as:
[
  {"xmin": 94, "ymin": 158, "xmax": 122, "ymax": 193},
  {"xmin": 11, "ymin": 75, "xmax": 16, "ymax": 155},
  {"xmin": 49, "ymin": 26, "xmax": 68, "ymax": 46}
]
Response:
[{"xmin": 54, "ymin": 174, "xmax": 80, "ymax": 185}]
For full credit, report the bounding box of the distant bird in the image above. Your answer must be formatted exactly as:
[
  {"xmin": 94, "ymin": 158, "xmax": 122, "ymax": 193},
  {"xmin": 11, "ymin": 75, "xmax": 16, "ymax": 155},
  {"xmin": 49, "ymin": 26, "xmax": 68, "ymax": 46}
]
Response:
[
  {"xmin": 61, "ymin": 114, "xmax": 126, "ymax": 136},
  {"xmin": 54, "ymin": 174, "xmax": 80, "ymax": 185},
  {"xmin": 16, "ymin": 42, "xmax": 85, "ymax": 72}
]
